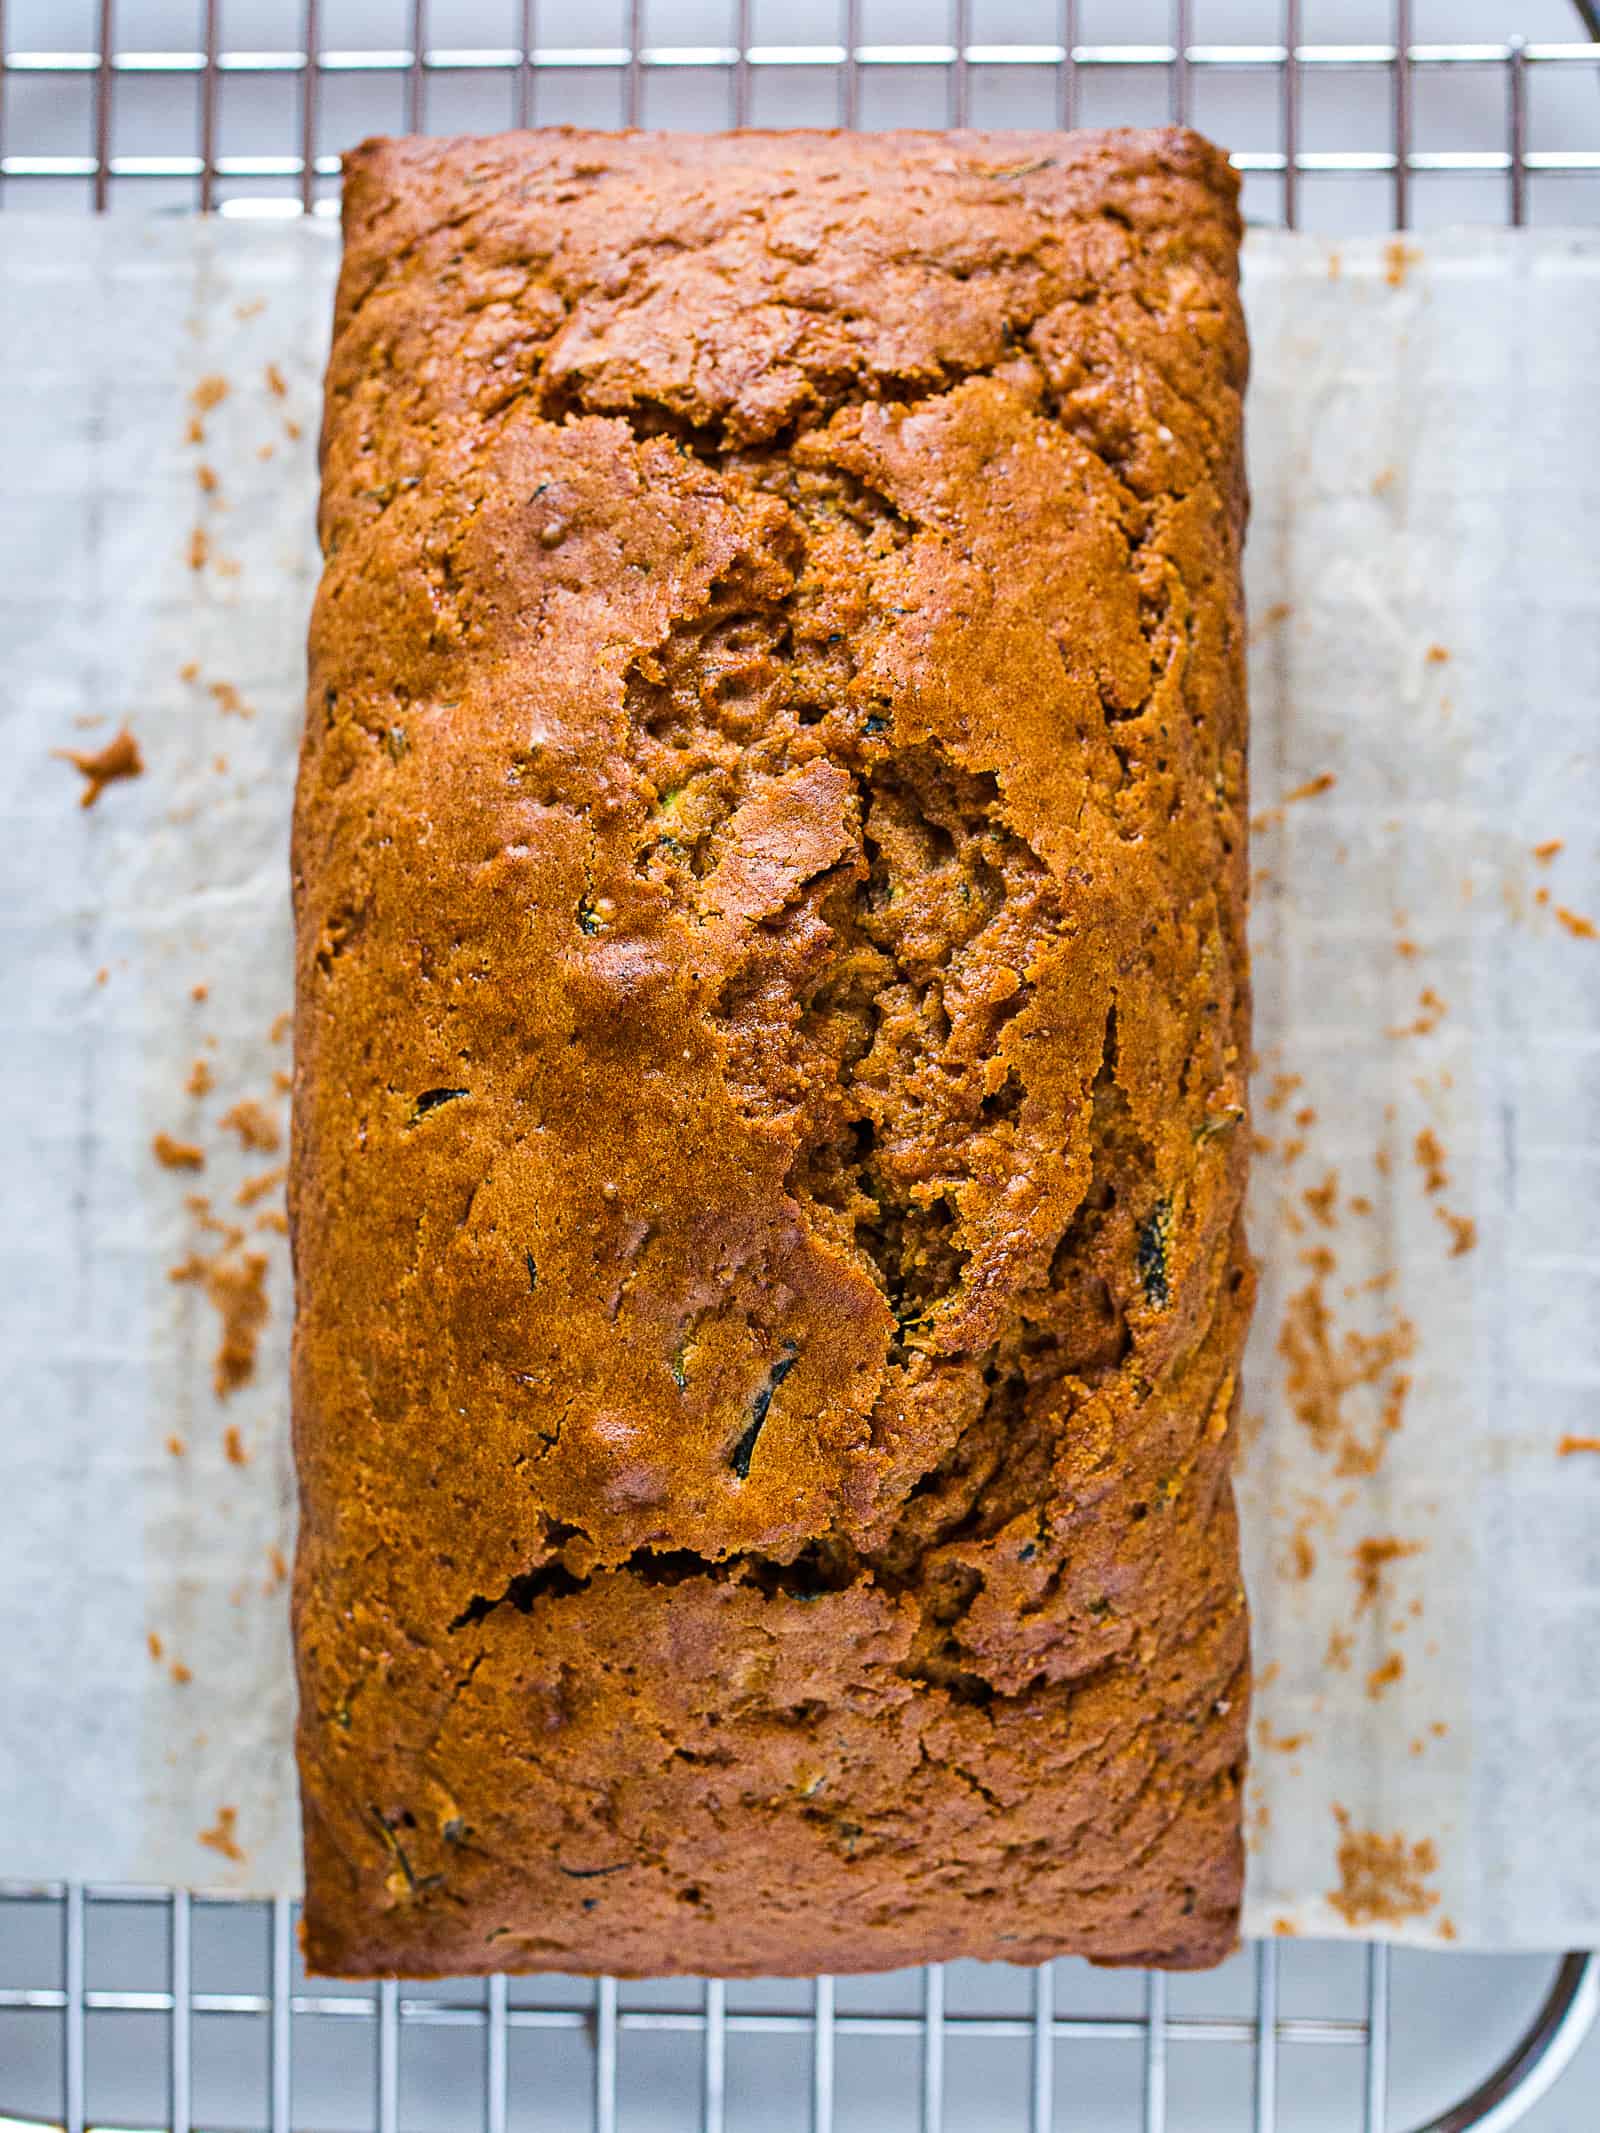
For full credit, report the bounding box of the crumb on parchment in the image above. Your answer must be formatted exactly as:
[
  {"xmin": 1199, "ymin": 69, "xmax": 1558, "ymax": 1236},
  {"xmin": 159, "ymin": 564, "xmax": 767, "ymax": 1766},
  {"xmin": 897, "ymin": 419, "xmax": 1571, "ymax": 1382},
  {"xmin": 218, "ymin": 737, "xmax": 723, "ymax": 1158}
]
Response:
[
  {"xmin": 1367, "ymin": 1653, "xmax": 1405, "ymax": 1699},
  {"xmin": 1383, "ymin": 240, "xmax": 1422, "ymax": 290},
  {"xmin": 1279, "ymin": 1254, "xmax": 1415, "ymax": 1477},
  {"xmin": 219, "ymin": 1098, "xmax": 282, "ymax": 1154},
  {"xmin": 1329, "ymin": 1807, "xmax": 1438, "ymax": 1926},
  {"xmin": 1414, "ymin": 1128, "xmax": 1449, "ymax": 1195},
  {"xmin": 152, "ymin": 1133, "xmax": 204, "ymax": 1172},
  {"xmin": 187, "ymin": 1058, "xmax": 214, "ymax": 1099},
  {"xmin": 209, "ymin": 679, "xmax": 254, "ymax": 719},
  {"xmin": 235, "ymin": 1164, "xmax": 286, "ymax": 1209},
  {"xmin": 1558, "ymin": 1435, "xmax": 1600, "ymax": 1457},
  {"xmin": 56, "ymin": 725, "xmax": 144, "ymax": 808},
  {"xmin": 1354, "ymin": 1536, "xmax": 1425, "ymax": 1613},
  {"xmin": 198, "ymin": 1805, "xmax": 244, "ymax": 1863},
  {"xmin": 1556, "ymin": 905, "xmax": 1597, "ymax": 940},
  {"xmin": 169, "ymin": 1244, "xmax": 270, "ymax": 1398},
  {"xmin": 1388, "ymin": 986, "xmax": 1447, "ymax": 1039}
]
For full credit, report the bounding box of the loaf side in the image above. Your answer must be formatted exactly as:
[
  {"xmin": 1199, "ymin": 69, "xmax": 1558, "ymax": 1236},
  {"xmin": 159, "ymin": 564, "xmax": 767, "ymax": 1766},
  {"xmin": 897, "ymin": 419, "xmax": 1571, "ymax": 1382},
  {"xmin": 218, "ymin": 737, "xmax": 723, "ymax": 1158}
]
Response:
[{"xmin": 291, "ymin": 125, "xmax": 1254, "ymax": 1977}]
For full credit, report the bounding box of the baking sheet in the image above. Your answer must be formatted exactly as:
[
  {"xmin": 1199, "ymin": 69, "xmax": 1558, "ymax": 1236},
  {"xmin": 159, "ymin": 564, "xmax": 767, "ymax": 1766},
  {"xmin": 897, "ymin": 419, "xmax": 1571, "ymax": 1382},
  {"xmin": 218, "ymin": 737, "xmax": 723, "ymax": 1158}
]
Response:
[{"xmin": 1, "ymin": 218, "xmax": 1596, "ymax": 1950}]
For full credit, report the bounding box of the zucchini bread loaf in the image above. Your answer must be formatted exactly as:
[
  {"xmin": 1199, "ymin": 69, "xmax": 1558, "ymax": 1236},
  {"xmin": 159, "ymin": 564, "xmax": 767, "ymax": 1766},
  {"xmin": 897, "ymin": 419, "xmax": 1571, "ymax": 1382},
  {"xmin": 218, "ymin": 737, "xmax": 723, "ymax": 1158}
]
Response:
[{"xmin": 291, "ymin": 125, "xmax": 1253, "ymax": 1978}]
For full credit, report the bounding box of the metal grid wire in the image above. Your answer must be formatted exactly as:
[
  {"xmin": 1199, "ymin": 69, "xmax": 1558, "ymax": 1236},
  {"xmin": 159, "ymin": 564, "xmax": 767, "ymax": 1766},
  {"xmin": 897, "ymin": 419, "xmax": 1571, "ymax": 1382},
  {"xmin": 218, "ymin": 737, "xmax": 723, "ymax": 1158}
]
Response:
[
  {"xmin": 2, "ymin": 4, "xmax": 1600, "ymax": 2129},
  {"xmin": 0, "ymin": 1885, "xmax": 1597, "ymax": 2132}
]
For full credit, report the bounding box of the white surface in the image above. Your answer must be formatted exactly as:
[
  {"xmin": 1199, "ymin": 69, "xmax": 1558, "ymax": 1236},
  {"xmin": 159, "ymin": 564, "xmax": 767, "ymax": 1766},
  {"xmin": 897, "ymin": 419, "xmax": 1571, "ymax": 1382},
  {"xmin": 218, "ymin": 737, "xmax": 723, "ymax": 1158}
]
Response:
[{"xmin": 2, "ymin": 216, "xmax": 1598, "ymax": 1967}]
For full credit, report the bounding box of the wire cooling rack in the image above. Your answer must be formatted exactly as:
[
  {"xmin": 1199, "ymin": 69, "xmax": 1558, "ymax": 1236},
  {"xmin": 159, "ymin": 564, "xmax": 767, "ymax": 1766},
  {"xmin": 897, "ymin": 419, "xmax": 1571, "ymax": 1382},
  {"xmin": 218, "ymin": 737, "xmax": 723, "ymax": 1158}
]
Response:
[
  {"xmin": 0, "ymin": 1886, "xmax": 1597, "ymax": 2133},
  {"xmin": 3, "ymin": 4, "xmax": 1600, "ymax": 2129}
]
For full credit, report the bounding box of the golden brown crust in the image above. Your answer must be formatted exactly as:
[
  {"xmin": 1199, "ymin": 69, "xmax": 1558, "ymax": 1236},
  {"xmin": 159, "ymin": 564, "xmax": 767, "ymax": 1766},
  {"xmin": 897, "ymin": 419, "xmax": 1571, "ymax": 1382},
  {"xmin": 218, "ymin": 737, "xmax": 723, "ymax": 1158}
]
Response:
[{"xmin": 292, "ymin": 125, "xmax": 1253, "ymax": 1978}]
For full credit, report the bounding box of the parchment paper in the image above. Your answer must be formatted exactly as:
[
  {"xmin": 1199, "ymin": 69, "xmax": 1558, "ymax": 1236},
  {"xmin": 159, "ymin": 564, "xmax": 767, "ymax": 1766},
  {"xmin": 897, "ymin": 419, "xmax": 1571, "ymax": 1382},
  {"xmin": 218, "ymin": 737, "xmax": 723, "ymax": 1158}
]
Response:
[{"xmin": 2, "ymin": 218, "xmax": 1597, "ymax": 1950}]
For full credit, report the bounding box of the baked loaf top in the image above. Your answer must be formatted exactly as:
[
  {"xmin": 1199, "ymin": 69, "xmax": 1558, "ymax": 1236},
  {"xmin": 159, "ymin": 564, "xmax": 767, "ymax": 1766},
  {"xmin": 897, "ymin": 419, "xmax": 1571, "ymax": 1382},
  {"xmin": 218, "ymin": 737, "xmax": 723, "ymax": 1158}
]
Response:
[{"xmin": 292, "ymin": 125, "xmax": 1253, "ymax": 1978}]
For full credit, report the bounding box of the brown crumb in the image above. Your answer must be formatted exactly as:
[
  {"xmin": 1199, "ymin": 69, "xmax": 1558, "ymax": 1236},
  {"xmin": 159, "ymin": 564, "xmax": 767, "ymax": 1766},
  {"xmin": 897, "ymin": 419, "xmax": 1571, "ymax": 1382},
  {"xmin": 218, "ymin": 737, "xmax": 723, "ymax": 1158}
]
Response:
[
  {"xmin": 1329, "ymin": 1807, "xmax": 1438, "ymax": 1926},
  {"xmin": 187, "ymin": 526, "xmax": 210, "ymax": 571},
  {"xmin": 272, "ymin": 1068, "xmax": 294, "ymax": 1095},
  {"xmin": 1367, "ymin": 1653, "xmax": 1405, "ymax": 1700},
  {"xmin": 152, "ymin": 1132, "xmax": 205, "ymax": 1172},
  {"xmin": 235, "ymin": 298, "xmax": 266, "ymax": 320},
  {"xmin": 165, "ymin": 1434, "xmax": 185, "ymax": 1457},
  {"xmin": 1325, "ymin": 1628, "xmax": 1354, "ymax": 1671},
  {"xmin": 223, "ymin": 1424, "xmax": 249, "ymax": 1467},
  {"xmin": 95, "ymin": 967, "xmax": 109, "ymax": 986},
  {"xmin": 147, "ymin": 1631, "xmax": 164, "ymax": 1662},
  {"xmin": 1250, "ymin": 600, "xmax": 1293, "ymax": 644},
  {"xmin": 215, "ymin": 555, "xmax": 242, "ymax": 579},
  {"xmin": 257, "ymin": 442, "xmax": 276, "ymax": 462},
  {"xmin": 1273, "ymin": 1916, "xmax": 1300, "ymax": 1936},
  {"xmin": 219, "ymin": 1098, "xmax": 281, "ymax": 1153},
  {"xmin": 1288, "ymin": 1529, "xmax": 1316, "ymax": 1581},
  {"xmin": 267, "ymin": 1545, "xmax": 289, "ymax": 1588},
  {"xmin": 1388, "ymin": 986, "xmax": 1447, "ymax": 1039},
  {"xmin": 1293, "ymin": 1105, "xmax": 1316, "ymax": 1130},
  {"xmin": 1371, "ymin": 466, "xmax": 1394, "ymax": 494},
  {"xmin": 255, "ymin": 1209, "xmax": 290, "ymax": 1235},
  {"xmin": 1283, "ymin": 771, "xmax": 1336, "ymax": 806},
  {"xmin": 213, "ymin": 755, "xmax": 228, "ymax": 774},
  {"xmin": 1258, "ymin": 1720, "xmax": 1310, "ymax": 1754},
  {"xmin": 186, "ymin": 1056, "xmax": 214, "ymax": 1100},
  {"xmin": 1348, "ymin": 1193, "xmax": 1374, "ymax": 1217},
  {"xmin": 1383, "ymin": 239, "xmax": 1422, "ymax": 289},
  {"xmin": 171, "ymin": 1660, "xmax": 193, "ymax": 1686},
  {"xmin": 208, "ymin": 679, "xmax": 254, "ymax": 720},
  {"xmin": 191, "ymin": 982, "xmax": 209, "ymax": 1002},
  {"xmin": 169, "ymin": 1246, "xmax": 270, "ymax": 1398},
  {"xmin": 1302, "ymin": 1172, "xmax": 1339, "ymax": 1228},
  {"xmin": 1414, "ymin": 1128, "xmax": 1449, "ymax": 1195},
  {"xmin": 1532, "ymin": 839, "xmax": 1564, "ymax": 863},
  {"xmin": 198, "ymin": 1805, "xmax": 244, "ymax": 1864},
  {"xmin": 265, "ymin": 361, "xmax": 288, "ymax": 398},
  {"xmin": 1354, "ymin": 1536, "xmax": 1425, "ymax": 1613},
  {"xmin": 56, "ymin": 725, "xmax": 144, "ymax": 809},
  {"xmin": 191, "ymin": 374, "xmax": 229, "ymax": 414},
  {"xmin": 185, "ymin": 415, "xmax": 204, "ymax": 445},
  {"xmin": 284, "ymin": 417, "xmax": 303, "ymax": 441},
  {"xmin": 1557, "ymin": 1435, "xmax": 1600, "ymax": 1457},
  {"xmin": 235, "ymin": 1164, "xmax": 286, "ymax": 1209},
  {"xmin": 196, "ymin": 462, "xmax": 219, "ymax": 495},
  {"xmin": 1374, "ymin": 1145, "xmax": 1392, "ymax": 1179},
  {"xmin": 1556, "ymin": 905, "xmax": 1597, "ymax": 940},
  {"xmin": 270, "ymin": 1010, "xmax": 292, "ymax": 1045},
  {"xmin": 178, "ymin": 660, "xmax": 200, "ymax": 684},
  {"xmin": 1278, "ymin": 1259, "xmax": 1416, "ymax": 1477},
  {"xmin": 1431, "ymin": 1721, "xmax": 1449, "ymax": 1737},
  {"xmin": 1535, "ymin": 886, "xmax": 1551, "ymax": 908},
  {"xmin": 1395, "ymin": 937, "xmax": 1419, "ymax": 960},
  {"xmin": 1425, "ymin": 643, "xmax": 1450, "ymax": 665},
  {"xmin": 1436, "ymin": 1208, "xmax": 1477, "ymax": 1257},
  {"xmin": 1264, "ymin": 1073, "xmax": 1304, "ymax": 1116},
  {"xmin": 1438, "ymin": 1918, "xmax": 1458, "ymax": 1942}
]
